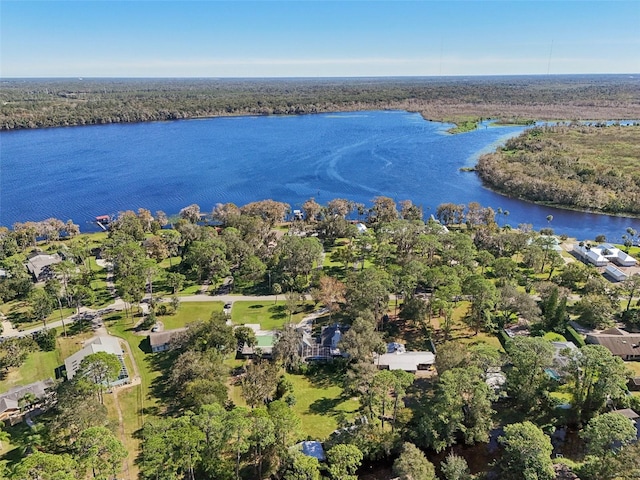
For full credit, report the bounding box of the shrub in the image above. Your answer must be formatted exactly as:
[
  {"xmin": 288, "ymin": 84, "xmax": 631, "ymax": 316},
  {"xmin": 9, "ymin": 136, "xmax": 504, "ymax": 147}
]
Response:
[{"xmin": 565, "ymin": 325, "xmax": 585, "ymax": 347}]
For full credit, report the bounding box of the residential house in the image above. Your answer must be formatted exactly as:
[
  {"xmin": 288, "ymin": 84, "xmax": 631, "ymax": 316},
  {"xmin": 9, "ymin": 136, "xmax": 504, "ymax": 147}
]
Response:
[
  {"xmin": 573, "ymin": 243, "xmax": 637, "ymax": 267},
  {"xmin": 586, "ymin": 328, "xmax": 640, "ymax": 361},
  {"xmin": 64, "ymin": 336, "xmax": 129, "ymax": 385},
  {"xmin": 0, "ymin": 379, "xmax": 55, "ymax": 424},
  {"xmin": 300, "ymin": 324, "xmax": 348, "ymax": 360},
  {"xmin": 573, "ymin": 245, "xmax": 608, "ymax": 266},
  {"xmin": 25, "ymin": 252, "xmax": 62, "ymax": 282},
  {"xmin": 374, "ymin": 342, "xmax": 435, "ymax": 372},
  {"xmin": 148, "ymin": 328, "xmax": 186, "ymax": 353},
  {"xmin": 628, "ymin": 377, "xmax": 640, "ymax": 391}
]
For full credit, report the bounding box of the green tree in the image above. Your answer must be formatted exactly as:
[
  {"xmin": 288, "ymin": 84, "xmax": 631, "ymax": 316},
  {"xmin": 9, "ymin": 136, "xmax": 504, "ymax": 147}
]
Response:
[
  {"xmin": 76, "ymin": 352, "xmax": 122, "ymax": 404},
  {"xmin": 581, "ymin": 411, "xmax": 637, "ymax": 457},
  {"xmin": 0, "ymin": 425, "xmax": 10, "ymax": 450},
  {"xmin": 46, "ymin": 381, "xmax": 109, "ymax": 451},
  {"xmin": 193, "ymin": 404, "xmax": 229, "ymax": 477},
  {"xmin": 28, "ymin": 288, "xmax": 55, "ymax": 327},
  {"xmin": 563, "ymin": 345, "xmax": 631, "ymax": 424},
  {"xmin": 274, "ymin": 323, "xmax": 303, "ymax": 372},
  {"xmin": 345, "ymin": 268, "xmax": 391, "ymax": 324},
  {"xmin": 249, "ymin": 407, "xmax": 276, "ymax": 479},
  {"xmin": 339, "ymin": 314, "xmax": 385, "ymax": 364},
  {"xmin": 283, "ymin": 451, "xmax": 321, "ymax": 480},
  {"xmin": 0, "ymin": 337, "xmax": 37, "ymax": 371},
  {"xmin": 234, "ymin": 326, "xmax": 256, "ymax": 351},
  {"xmin": 326, "ymin": 443, "xmax": 363, "ymax": 480},
  {"xmin": 620, "ymin": 273, "xmax": 640, "ymax": 311},
  {"xmin": 574, "ymin": 294, "xmax": 615, "ymax": 328},
  {"xmin": 268, "ymin": 400, "xmax": 302, "ymax": 450},
  {"xmin": 505, "ymin": 336, "xmax": 555, "ymax": 414},
  {"xmin": 11, "ymin": 451, "xmax": 77, "ymax": 480},
  {"xmin": 440, "ymin": 453, "xmax": 472, "ymax": 480},
  {"xmin": 73, "ymin": 426, "xmax": 127, "ymax": 480},
  {"xmin": 165, "ymin": 271, "xmax": 185, "ymax": 295},
  {"xmin": 435, "ymin": 341, "xmax": 470, "ymax": 376},
  {"xmin": 462, "ymin": 274, "xmax": 497, "ymax": 334},
  {"xmin": 169, "ymin": 414, "xmax": 204, "ymax": 480},
  {"xmin": 416, "ymin": 366, "xmax": 494, "ymax": 452},
  {"xmin": 497, "ymin": 421, "xmax": 554, "ymax": 480},
  {"xmin": 241, "ymin": 360, "xmax": 279, "ymax": 407},
  {"xmin": 168, "ymin": 349, "xmax": 228, "ymax": 409},
  {"xmin": 392, "ymin": 442, "xmax": 436, "ymax": 480},
  {"xmin": 225, "ymin": 407, "xmax": 251, "ymax": 480}
]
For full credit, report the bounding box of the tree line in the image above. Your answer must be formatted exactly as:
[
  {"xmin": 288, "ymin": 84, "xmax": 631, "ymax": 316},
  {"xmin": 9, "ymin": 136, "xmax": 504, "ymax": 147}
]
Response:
[{"xmin": 2, "ymin": 75, "xmax": 639, "ymax": 130}]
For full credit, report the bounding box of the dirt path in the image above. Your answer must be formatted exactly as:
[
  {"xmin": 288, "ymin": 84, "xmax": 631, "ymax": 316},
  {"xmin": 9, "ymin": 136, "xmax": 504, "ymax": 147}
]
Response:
[{"xmin": 111, "ymin": 388, "xmax": 132, "ymax": 480}]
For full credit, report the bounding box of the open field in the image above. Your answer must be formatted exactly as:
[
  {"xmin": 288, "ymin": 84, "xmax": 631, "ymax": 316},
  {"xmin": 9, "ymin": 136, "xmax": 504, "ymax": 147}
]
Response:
[
  {"xmin": 231, "ymin": 300, "xmax": 315, "ymax": 330},
  {"xmin": 156, "ymin": 301, "xmax": 224, "ymax": 330}
]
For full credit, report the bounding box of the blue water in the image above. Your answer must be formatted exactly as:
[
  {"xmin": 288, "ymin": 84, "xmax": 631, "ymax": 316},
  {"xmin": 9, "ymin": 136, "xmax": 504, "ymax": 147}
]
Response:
[{"xmin": 1, "ymin": 111, "xmax": 638, "ymax": 241}]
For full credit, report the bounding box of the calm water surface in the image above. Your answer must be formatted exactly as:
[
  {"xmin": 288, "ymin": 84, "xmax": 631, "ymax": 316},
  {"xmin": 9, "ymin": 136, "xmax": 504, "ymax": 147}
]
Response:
[{"xmin": 1, "ymin": 111, "xmax": 638, "ymax": 240}]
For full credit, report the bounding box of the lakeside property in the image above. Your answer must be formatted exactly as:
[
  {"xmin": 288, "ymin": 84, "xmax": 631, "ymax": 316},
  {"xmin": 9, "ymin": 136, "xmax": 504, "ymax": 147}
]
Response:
[{"xmin": 1, "ymin": 197, "xmax": 640, "ymax": 479}]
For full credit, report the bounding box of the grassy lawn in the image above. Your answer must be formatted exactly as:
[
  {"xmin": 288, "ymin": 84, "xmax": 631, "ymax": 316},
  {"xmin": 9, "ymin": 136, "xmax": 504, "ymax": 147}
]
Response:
[
  {"xmin": 157, "ymin": 301, "xmax": 224, "ymax": 330},
  {"xmin": 229, "ymin": 366, "xmax": 360, "ymax": 440},
  {"xmin": 231, "ymin": 301, "xmax": 314, "ymax": 330},
  {"xmin": 0, "ymin": 350, "xmax": 60, "ymax": 393},
  {"xmin": 104, "ymin": 387, "xmax": 143, "ymax": 478},
  {"xmin": 0, "ymin": 331, "xmax": 96, "ymax": 394},
  {"xmin": 624, "ymin": 362, "xmax": 640, "ymax": 377},
  {"xmin": 287, "ymin": 370, "xmax": 360, "ymax": 440}
]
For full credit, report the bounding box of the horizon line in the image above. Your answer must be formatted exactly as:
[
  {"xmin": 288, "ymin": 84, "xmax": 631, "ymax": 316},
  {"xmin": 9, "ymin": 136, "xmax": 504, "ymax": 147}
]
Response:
[{"xmin": 2, "ymin": 73, "xmax": 639, "ymax": 81}]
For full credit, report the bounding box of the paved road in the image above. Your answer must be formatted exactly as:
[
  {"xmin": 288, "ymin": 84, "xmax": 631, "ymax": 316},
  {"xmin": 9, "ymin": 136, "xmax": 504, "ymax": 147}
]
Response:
[{"xmin": 1, "ymin": 293, "xmax": 301, "ymax": 339}]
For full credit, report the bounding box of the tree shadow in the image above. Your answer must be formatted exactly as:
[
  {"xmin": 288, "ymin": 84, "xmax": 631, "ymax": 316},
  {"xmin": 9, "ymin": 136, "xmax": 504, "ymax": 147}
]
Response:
[
  {"xmin": 268, "ymin": 304, "xmax": 287, "ymax": 319},
  {"xmin": 304, "ymin": 361, "xmax": 347, "ymax": 389},
  {"xmin": 308, "ymin": 396, "xmax": 344, "ymax": 415}
]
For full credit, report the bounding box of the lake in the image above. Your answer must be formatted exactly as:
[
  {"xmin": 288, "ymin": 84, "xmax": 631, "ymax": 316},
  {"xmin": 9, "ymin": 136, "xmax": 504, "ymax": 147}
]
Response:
[{"xmin": 1, "ymin": 110, "xmax": 638, "ymax": 241}]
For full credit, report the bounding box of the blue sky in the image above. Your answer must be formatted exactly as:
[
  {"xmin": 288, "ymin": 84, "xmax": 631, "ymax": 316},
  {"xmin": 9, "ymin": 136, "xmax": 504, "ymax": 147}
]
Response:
[{"xmin": 1, "ymin": 1, "xmax": 639, "ymax": 77}]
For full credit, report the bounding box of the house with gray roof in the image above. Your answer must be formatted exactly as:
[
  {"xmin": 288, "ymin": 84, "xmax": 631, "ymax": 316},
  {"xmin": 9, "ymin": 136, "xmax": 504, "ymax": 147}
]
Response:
[
  {"xmin": 0, "ymin": 378, "xmax": 55, "ymax": 424},
  {"xmin": 148, "ymin": 328, "xmax": 186, "ymax": 353},
  {"xmin": 25, "ymin": 252, "xmax": 62, "ymax": 282},
  {"xmin": 64, "ymin": 336, "xmax": 129, "ymax": 385},
  {"xmin": 374, "ymin": 343, "xmax": 435, "ymax": 372}
]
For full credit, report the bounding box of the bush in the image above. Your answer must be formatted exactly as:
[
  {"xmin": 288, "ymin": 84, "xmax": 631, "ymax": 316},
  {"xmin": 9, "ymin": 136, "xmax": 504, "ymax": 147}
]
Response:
[
  {"xmin": 565, "ymin": 325, "xmax": 586, "ymax": 347},
  {"xmin": 141, "ymin": 311, "xmax": 156, "ymax": 330},
  {"xmin": 34, "ymin": 328, "xmax": 57, "ymax": 351},
  {"xmin": 497, "ymin": 329, "xmax": 513, "ymax": 349}
]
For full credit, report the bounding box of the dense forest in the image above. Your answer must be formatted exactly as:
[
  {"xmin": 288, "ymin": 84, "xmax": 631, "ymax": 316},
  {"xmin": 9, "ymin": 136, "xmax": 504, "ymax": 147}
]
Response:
[
  {"xmin": 476, "ymin": 124, "xmax": 640, "ymax": 216},
  {"xmin": 1, "ymin": 197, "xmax": 640, "ymax": 479},
  {"xmin": 1, "ymin": 75, "xmax": 639, "ymax": 130}
]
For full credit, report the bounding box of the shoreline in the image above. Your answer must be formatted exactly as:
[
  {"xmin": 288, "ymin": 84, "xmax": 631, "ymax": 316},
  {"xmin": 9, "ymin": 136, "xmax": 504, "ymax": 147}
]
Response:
[{"xmin": 477, "ymin": 181, "xmax": 640, "ymax": 221}]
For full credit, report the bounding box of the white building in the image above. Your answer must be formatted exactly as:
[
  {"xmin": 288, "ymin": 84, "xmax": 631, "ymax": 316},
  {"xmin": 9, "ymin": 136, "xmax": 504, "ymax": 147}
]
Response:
[
  {"xmin": 374, "ymin": 343, "xmax": 435, "ymax": 372},
  {"xmin": 573, "ymin": 243, "xmax": 637, "ymax": 267},
  {"xmin": 605, "ymin": 265, "xmax": 628, "ymax": 282},
  {"xmin": 64, "ymin": 336, "xmax": 129, "ymax": 385}
]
